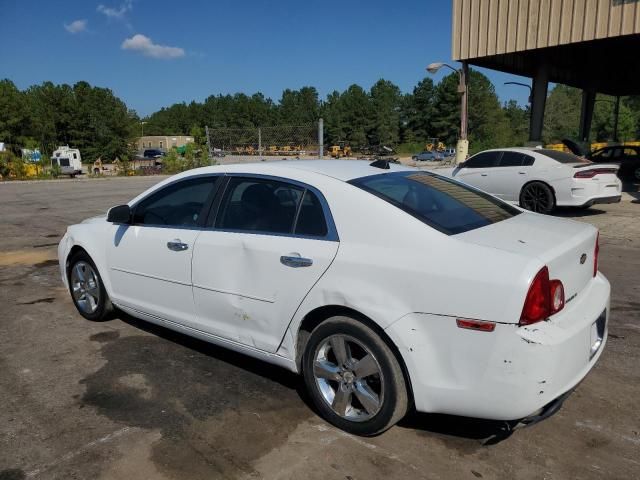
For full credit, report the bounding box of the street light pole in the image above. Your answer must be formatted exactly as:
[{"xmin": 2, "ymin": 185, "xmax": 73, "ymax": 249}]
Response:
[
  {"xmin": 426, "ymin": 61, "xmax": 468, "ymax": 164},
  {"xmin": 140, "ymin": 121, "xmax": 147, "ymax": 137}
]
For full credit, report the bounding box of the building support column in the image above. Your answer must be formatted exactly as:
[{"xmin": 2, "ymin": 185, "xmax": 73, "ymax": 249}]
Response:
[
  {"xmin": 579, "ymin": 89, "xmax": 596, "ymax": 143},
  {"xmin": 529, "ymin": 64, "xmax": 549, "ymax": 144}
]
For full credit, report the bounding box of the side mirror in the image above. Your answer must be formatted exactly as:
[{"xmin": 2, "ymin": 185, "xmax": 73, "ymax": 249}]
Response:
[
  {"xmin": 107, "ymin": 204, "xmax": 131, "ymax": 224},
  {"xmin": 456, "ymin": 161, "xmax": 467, "ymax": 169}
]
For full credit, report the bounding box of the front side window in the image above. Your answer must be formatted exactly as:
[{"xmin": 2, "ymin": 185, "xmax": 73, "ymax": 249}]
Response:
[
  {"xmin": 350, "ymin": 171, "xmax": 520, "ymax": 235},
  {"xmin": 133, "ymin": 177, "xmax": 216, "ymax": 227},
  {"xmin": 464, "ymin": 151, "xmax": 501, "ymax": 168}
]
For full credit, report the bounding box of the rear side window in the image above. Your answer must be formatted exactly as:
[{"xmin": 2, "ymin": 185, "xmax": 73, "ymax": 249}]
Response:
[
  {"xmin": 295, "ymin": 190, "xmax": 328, "ymax": 237},
  {"xmin": 498, "ymin": 151, "xmax": 534, "ymax": 167},
  {"xmin": 464, "ymin": 151, "xmax": 501, "ymax": 168},
  {"xmin": 349, "ymin": 172, "xmax": 520, "ymax": 235},
  {"xmin": 216, "ymin": 177, "xmax": 303, "ymax": 234},
  {"xmin": 133, "ymin": 177, "xmax": 216, "ymax": 227},
  {"xmin": 541, "ymin": 149, "xmax": 590, "ymax": 164}
]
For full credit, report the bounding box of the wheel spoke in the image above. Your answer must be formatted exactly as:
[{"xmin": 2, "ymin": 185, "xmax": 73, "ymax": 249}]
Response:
[
  {"xmin": 332, "ymin": 387, "xmax": 351, "ymax": 416},
  {"xmin": 74, "ymin": 263, "xmax": 85, "ymax": 282},
  {"xmin": 330, "ymin": 336, "xmax": 350, "ymax": 366},
  {"xmin": 87, "ymin": 293, "xmax": 97, "ymax": 311},
  {"xmin": 354, "ymin": 382, "xmax": 380, "ymax": 415},
  {"xmin": 353, "ymin": 354, "xmax": 378, "ymax": 379},
  {"xmin": 314, "ymin": 360, "xmax": 342, "ymax": 382}
]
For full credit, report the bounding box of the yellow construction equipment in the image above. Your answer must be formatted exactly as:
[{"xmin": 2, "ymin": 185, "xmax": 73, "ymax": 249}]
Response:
[
  {"xmin": 425, "ymin": 141, "xmax": 446, "ymax": 152},
  {"xmin": 328, "ymin": 144, "xmax": 352, "ymax": 158}
]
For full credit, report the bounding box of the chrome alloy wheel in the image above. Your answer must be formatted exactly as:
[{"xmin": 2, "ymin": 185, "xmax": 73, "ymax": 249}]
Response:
[
  {"xmin": 71, "ymin": 261, "xmax": 101, "ymax": 314},
  {"xmin": 313, "ymin": 334, "xmax": 384, "ymax": 422}
]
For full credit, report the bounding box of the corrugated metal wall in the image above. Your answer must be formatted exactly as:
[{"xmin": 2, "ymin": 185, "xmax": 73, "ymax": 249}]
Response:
[{"xmin": 453, "ymin": 0, "xmax": 640, "ymax": 60}]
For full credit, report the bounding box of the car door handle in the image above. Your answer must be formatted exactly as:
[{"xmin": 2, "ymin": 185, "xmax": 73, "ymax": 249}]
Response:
[
  {"xmin": 518, "ymin": 172, "xmax": 526, "ymax": 175},
  {"xmin": 167, "ymin": 239, "xmax": 189, "ymax": 251},
  {"xmin": 280, "ymin": 254, "xmax": 313, "ymax": 268},
  {"xmin": 480, "ymin": 173, "xmax": 488, "ymax": 176}
]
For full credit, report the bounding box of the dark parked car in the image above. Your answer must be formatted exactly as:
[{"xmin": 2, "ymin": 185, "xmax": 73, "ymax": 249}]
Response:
[
  {"xmin": 143, "ymin": 149, "xmax": 165, "ymax": 159},
  {"xmin": 412, "ymin": 151, "xmax": 443, "ymax": 161},
  {"xmin": 587, "ymin": 145, "xmax": 640, "ymax": 180}
]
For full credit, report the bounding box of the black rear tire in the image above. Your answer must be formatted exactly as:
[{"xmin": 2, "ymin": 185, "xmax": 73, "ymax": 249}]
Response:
[
  {"xmin": 67, "ymin": 251, "xmax": 113, "ymax": 321},
  {"xmin": 519, "ymin": 181, "xmax": 555, "ymax": 214},
  {"xmin": 302, "ymin": 316, "xmax": 408, "ymax": 436}
]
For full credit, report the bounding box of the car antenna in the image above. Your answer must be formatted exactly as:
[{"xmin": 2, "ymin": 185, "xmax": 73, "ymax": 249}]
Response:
[{"xmin": 370, "ymin": 159, "xmax": 390, "ymax": 169}]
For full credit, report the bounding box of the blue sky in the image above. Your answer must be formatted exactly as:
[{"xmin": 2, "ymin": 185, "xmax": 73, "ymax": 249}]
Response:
[{"xmin": 0, "ymin": 0, "xmax": 531, "ymax": 117}]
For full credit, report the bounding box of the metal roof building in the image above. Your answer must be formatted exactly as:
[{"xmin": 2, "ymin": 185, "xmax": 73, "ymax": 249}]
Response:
[{"xmin": 452, "ymin": 0, "xmax": 640, "ymax": 142}]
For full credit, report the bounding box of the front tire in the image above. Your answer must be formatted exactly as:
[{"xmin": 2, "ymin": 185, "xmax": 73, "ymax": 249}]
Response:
[
  {"xmin": 302, "ymin": 316, "xmax": 408, "ymax": 436},
  {"xmin": 68, "ymin": 251, "xmax": 113, "ymax": 321},
  {"xmin": 519, "ymin": 181, "xmax": 555, "ymax": 214}
]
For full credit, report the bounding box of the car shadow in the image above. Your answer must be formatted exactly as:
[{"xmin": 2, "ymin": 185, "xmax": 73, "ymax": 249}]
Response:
[
  {"xmin": 115, "ymin": 311, "xmax": 302, "ymax": 392},
  {"xmin": 112, "ymin": 311, "xmax": 520, "ymax": 445},
  {"xmin": 398, "ymin": 411, "xmax": 517, "ymax": 445},
  {"xmin": 553, "ymin": 207, "xmax": 607, "ymax": 218}
]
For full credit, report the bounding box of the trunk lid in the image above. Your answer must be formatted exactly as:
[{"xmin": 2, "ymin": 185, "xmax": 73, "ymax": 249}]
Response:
[{"xmin": 456, "ymin": 212, "xmax": 598, "ymax": 308}]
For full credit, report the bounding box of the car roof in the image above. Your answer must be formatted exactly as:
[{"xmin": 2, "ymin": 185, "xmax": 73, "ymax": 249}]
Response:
[{"xmin": 188, "ymin": 159, "xmax": 415, "ymax": 182}]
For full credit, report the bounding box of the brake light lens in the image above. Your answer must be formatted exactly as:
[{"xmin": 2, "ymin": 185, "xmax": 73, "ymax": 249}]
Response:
[
  {"xmin": 520, "ymin": 267, "xmax": 550, "ymax": 325},
  {"xmin": 574, "ymin": 168, "xmax": 617, "ymax": 178},
  {"xmin": 520, "ymin": 267, "xmax": 565, "ymax": 326},
  {"xmin": 594, "ymin": 232, "xmax": 599, "ymax": 277}
]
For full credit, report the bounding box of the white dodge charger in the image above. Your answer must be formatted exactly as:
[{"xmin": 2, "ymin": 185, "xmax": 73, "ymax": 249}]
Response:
[
  {"xmin": 438, "ymin": 147, "xmax": 622, "ymax": 214},
  {"xmin": 58, "ymin": 160, "xmax": 609, "ymax": 436}
]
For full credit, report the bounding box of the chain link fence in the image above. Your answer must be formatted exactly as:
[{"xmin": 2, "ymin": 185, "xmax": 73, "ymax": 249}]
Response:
[{"xmin": 205, "ymin": 122, "xmax": 322, "ymax": 162}]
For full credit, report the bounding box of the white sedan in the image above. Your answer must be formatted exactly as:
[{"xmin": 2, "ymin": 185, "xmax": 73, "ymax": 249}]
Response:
[
  {"xmin": 438, "ymin": 147, "xmax": 622, "ymax": 214},
  {"xmin": 58, "ymin": 160, "xmax": 609, "ymax": 436}
]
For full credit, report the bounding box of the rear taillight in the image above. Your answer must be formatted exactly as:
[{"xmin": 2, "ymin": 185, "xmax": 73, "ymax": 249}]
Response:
[
  {"xmin": 594, "ymin": 232, "xmax": 599, "ymax": 277},
  {"xmin": 574, "ymin": 168, "xmax": 617, "ymax": 178},
  {"xmin": 520, "ymin": 267, "xmax": 565, "ymax": 326}
]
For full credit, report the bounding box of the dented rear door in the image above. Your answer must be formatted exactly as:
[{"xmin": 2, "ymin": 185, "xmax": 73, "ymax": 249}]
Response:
[
  {"xmin": 191, "ymin": 231, "xmax": 338, "ymax": 352},
  {"xmin": 191, "ymin": 175, "xmax": 339, "ymax": 352}
]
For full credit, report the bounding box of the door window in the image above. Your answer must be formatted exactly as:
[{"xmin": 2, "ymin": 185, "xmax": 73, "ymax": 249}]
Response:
[
  {"xmin": 216, "ymin": 178, "xmax": 304, "ymax": 234},
  {"xmin": 132, "ymin": 177, "xmax": 216, "ymax": 227},
  {"xmin": 295, "ymin": 190, "xmax": 328, "ymax": 237},
  {"xmin": 496, "ymin": 151, "xmax": 535, "ymax": 167},
  {"xmin": 464, "ymin": 151, "xmax": 501, "ymax": 168}
]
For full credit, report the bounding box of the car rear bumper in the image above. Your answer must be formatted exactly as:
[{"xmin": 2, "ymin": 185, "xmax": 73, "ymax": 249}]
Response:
[
  {"xmin": 579, "ymin": 195, "xmax": 622, "ymax": 207},
  {"xmin": 385, "ymin": 273, "xmax": 610, "ymax": 421},
  {"xmin": 556, "ymin": 177, "xmax": 622, "ymax": 207}
]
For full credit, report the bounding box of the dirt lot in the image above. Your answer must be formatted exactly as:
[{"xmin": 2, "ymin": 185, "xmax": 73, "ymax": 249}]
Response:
[{"xmin": 0, "ymin": 176, "xmax": 639, "ymax": 480}]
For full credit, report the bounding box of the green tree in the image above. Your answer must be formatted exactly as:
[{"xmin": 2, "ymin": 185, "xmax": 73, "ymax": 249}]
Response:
[
  {"xmin": 404, "ymin": 77, "xmax": 435, "ymax": 142},
  {"xmin": 0, "ymin": 80, "xmax": 30, "ymax": 147},
  {"xmin": 503, "ymin": 100, "xmax": 529, "ymax": 146},
  {"xmin": 369, "ymin": 79, "xmax": 402, "ymax": 146},
  {"xmin": 543, "ymin": 84, "xmax": 581, "ymax": 142}
]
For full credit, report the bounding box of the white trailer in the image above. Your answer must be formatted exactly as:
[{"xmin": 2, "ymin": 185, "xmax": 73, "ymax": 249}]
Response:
[{"xmin": 52, "ymin": 146, "xmax": 83, "ymax": 177}]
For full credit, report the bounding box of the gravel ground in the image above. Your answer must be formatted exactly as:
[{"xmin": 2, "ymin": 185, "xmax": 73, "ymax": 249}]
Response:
[{"xmin": 0, "ymin": 175, "xmax": 638, "ymax": 480}]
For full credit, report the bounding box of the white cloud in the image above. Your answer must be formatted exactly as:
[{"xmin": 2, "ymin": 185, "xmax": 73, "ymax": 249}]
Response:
[
  {"xmin": 121, "ymin": 34, "xmax": 185, "ymax": 59},
  {"xmin": 64, "ymin": 19, "xmax": 88, "ymax": 34},
  {"xmin": 97, "ymin": 0, "xmax": 133, "ymax": 19}
]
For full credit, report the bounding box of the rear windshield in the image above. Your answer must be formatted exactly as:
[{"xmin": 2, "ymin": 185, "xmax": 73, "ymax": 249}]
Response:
[
  {"xmin": 540, "ymin": 149, "xmax": 590, "ymax": 164},
  {"xmin": 349, "ymin": 171, "xmax": 520, "ymax": 235}
]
